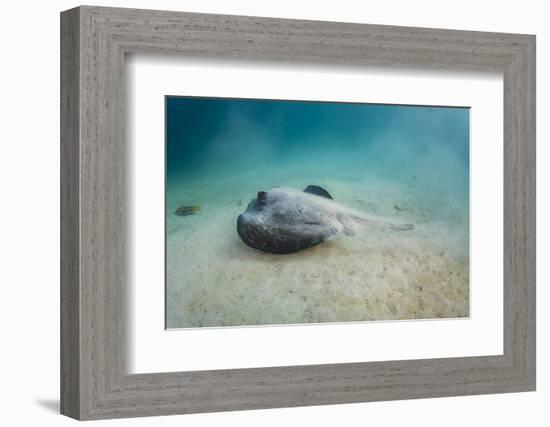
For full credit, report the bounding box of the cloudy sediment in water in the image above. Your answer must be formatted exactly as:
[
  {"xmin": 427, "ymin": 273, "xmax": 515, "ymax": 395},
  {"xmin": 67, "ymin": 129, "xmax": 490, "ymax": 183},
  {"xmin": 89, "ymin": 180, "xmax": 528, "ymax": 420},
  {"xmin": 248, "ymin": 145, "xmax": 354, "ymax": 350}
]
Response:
[{"xmin": 165, "ymin": 96, "xmax": 469, "ymax": 328}]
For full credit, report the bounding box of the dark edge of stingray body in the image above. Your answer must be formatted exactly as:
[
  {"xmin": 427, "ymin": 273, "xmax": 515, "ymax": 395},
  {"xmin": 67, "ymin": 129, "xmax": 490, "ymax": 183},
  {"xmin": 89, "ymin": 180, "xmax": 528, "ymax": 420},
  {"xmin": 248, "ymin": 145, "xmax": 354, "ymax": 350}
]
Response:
[
  {"xmin": 237, "ymin": 212, "xmax": 325, "ymax": 254},
  {"xmin": 237, "ymin": 185, "xmax": 333, "ymax": 255}
]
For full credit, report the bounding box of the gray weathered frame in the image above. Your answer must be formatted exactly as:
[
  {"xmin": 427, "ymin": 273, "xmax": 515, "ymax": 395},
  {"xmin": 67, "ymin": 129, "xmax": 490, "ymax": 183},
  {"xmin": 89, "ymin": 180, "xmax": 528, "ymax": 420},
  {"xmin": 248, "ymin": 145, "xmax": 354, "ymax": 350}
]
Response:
[{"xmin": 60, "ymin": 5, "xmax": 536, "ymax": 420}]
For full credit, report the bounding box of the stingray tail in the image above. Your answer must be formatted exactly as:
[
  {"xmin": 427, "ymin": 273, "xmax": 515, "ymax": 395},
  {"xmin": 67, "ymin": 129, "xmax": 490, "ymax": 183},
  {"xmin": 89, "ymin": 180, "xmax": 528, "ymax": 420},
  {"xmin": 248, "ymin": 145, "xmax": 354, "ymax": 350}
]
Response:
[
  {"xmin": 351, "ymin": 215, "xmax": 414, "ymax": 231},
  {"xmin": 389, "ymin": 223, "xmax": 414, "ymax": 231}
]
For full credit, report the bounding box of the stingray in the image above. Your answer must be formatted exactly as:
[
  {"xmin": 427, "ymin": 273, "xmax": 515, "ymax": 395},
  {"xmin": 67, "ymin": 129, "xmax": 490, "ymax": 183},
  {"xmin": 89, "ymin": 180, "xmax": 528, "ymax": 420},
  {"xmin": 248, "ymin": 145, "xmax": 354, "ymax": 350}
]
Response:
[{"xmin": 236, "ymin": 185, "xmax": 413, "ymax": 254}]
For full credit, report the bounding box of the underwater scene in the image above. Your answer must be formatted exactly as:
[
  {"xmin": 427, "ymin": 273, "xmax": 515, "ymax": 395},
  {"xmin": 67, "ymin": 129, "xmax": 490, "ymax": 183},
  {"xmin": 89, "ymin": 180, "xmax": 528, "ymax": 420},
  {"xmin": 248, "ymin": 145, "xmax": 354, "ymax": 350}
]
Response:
[{"xmin": 165, "ymin": 96, "xmax": 470, "ymax": 328}]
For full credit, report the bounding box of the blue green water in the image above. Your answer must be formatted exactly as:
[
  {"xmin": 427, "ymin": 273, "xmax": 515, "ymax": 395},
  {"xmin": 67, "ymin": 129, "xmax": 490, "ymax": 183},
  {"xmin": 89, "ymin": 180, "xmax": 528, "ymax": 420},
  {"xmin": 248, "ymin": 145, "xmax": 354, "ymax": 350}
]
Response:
[
  {"xmin": 165, "ymin": 96, "xmax": 470, "ymax": 328},
  {"xmin": 167, "ymin": 97, "xmax": 468, "ymax": 205}
]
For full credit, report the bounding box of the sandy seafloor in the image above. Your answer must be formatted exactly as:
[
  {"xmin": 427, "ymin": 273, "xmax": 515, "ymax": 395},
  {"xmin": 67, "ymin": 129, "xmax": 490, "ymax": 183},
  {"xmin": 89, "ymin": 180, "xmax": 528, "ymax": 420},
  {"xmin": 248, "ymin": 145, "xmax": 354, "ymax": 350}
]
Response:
[{"xmin": 166, "ymin": 164, "xmax": 469, "ymax": 328}]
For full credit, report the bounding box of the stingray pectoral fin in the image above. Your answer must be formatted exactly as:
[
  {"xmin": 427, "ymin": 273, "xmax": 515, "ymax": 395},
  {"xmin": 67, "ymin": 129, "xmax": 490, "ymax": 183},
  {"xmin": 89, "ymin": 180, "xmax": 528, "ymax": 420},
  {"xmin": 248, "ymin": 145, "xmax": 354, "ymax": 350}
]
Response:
[{"xmin": 303, "ymin": 185, "xmax": 333, "ymax": 199}]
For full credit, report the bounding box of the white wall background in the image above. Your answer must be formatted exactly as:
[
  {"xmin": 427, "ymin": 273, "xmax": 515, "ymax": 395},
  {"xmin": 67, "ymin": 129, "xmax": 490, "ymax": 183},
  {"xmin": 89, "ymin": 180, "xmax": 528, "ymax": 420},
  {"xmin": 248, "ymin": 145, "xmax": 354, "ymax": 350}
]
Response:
[{"xmin": 0, "ymin": 0, "xmax": 546, "ymax": 425}]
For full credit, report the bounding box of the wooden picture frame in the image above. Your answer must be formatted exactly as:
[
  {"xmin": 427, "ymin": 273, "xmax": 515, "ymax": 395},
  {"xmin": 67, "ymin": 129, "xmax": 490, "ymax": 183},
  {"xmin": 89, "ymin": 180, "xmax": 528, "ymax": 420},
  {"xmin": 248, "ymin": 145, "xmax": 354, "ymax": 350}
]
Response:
[{"xmin": 60, "ymin": 5, "xmax": 536, "ymax": 420}]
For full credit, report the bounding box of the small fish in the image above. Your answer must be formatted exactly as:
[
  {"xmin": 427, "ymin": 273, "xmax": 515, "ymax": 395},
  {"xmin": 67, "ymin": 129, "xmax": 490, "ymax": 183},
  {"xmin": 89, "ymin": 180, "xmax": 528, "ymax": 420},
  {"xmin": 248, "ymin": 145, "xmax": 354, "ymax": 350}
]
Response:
[{"xmin": 175, "ymin": 205, "xmax": 201, "ymax": 217}]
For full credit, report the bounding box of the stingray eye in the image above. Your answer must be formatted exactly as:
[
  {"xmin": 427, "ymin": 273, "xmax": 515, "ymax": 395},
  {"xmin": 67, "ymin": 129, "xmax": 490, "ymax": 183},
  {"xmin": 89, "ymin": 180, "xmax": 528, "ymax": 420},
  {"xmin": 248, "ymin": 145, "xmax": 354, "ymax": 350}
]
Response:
[{"xmin": 257, "ymin": 191, "xmax": 268, "ymax": 204}]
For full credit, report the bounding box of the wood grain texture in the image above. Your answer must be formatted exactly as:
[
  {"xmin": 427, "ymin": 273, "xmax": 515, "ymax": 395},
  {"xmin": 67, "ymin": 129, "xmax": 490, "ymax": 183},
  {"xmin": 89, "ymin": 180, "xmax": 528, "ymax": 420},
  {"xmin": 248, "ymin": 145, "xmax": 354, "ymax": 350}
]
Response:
[
  {"xmin": 60, "ymin": 7, "xmax": 80, "ymax": 419},
  {"xmin": 60, "ymin": 5, "xmax": 536, "ymax": 420}
]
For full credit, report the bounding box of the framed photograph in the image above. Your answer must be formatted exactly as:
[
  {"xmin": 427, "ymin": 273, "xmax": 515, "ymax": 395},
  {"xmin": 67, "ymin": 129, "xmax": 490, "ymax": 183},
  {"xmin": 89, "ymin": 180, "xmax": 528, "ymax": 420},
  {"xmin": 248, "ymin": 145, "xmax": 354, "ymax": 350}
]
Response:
[
  {"xmin": 164, "ymin": 96, "xmax": 469, "ymax": 329},
  {"xmin": 60, "ymin": 6, "xmax": 536, "ymax": 420}
]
